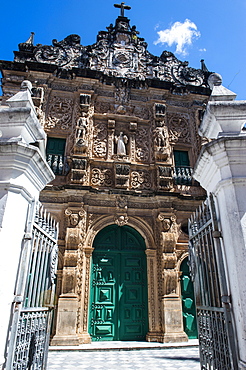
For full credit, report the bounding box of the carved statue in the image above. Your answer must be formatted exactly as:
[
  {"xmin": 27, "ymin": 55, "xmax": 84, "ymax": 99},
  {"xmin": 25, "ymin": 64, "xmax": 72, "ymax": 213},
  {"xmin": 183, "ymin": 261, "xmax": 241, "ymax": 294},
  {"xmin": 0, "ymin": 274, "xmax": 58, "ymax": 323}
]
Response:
[
  {"xmin": 154, "ymin": 126, "xmax": 166, "ymax": 148},
  {"xmin": 115, "ymin": 132, "xmax": 128, "ymax": 155},
  {"xmin": 76, "ymin": 113, "xmax": 88, "ymax": 145}
]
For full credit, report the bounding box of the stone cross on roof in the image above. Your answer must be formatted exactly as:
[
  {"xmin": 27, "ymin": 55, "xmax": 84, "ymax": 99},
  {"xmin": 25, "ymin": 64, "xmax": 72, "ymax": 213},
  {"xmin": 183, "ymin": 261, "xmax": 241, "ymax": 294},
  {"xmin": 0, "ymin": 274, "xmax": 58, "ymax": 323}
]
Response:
[{"xmin": 114, "ymin": 2, "xmax": 131, "ymax": 17}]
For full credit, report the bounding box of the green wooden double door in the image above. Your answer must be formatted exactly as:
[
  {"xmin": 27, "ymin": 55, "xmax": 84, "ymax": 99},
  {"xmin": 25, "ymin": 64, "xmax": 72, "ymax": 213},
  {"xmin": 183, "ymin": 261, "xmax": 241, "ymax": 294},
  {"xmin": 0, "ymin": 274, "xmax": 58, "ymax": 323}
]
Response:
[
  {"xmin": 180, "ymin": 258, "xmax": 198, "ymax": 339},
  {"xmin": 89, "ymin": 225, "xmax": 148, "ymax": 341}
]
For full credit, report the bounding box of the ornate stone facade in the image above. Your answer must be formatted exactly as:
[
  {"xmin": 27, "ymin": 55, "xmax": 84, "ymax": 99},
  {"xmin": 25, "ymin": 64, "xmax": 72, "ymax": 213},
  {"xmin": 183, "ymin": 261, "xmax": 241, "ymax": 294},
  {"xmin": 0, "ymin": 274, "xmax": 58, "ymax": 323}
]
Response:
[{"xmin": 0, "ymin": 4, "xmax": 210, "ymax": 345}]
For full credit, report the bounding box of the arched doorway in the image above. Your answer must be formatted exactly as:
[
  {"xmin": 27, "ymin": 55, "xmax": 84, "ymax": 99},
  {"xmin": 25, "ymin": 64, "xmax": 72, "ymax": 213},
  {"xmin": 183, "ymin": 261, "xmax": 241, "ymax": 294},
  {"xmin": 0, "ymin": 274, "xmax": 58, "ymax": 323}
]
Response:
[
  {"xmin": 89, "ymin": 224, "xmax": 148, "ymax": 341},
  {"xmin": 180, "ymin": 257, "xmax": 198, "ymax": 339}
]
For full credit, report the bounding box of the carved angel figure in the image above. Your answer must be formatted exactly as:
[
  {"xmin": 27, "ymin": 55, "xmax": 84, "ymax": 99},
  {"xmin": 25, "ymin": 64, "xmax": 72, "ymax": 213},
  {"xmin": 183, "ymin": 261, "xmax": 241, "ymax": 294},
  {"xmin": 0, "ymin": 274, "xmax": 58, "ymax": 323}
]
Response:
[{"xmin": 115, "ymin": 132, "xmax": 128, "ymax": 155}]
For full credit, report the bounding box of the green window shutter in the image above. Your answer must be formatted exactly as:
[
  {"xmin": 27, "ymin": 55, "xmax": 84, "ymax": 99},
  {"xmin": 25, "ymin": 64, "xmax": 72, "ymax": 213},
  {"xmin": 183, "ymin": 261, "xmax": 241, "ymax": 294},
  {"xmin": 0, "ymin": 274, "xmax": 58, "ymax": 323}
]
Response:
[
  {"xmin": 174, "ymin": 150, "xmax": 190, "ymax": 167},
  {"xmin": 46, "ymin": 138, "xmax": 66, "ymax": 175},
  {"xmin": 46, "ymin": 138, "xmax": 66, "ymax": 156}
]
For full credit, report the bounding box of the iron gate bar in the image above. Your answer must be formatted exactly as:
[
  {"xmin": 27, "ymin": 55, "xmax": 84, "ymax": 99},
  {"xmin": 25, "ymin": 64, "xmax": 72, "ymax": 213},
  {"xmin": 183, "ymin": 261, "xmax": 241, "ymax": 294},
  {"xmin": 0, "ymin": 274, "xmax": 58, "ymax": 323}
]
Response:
[
  {"xmin": 188, "ymin": 194, "xmax": 238, "ymax": 370},
  {"xmin": 5, "ymin": 203, "xmax": 58, "ymax": 370}
]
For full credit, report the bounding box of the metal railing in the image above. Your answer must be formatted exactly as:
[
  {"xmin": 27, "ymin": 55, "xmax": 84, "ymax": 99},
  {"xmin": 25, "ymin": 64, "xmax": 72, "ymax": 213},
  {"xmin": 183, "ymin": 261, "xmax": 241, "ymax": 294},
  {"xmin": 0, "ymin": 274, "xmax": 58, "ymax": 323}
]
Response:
[
  {"xmin": 46, "ymin": 154, "xmax": 66, "ymax": 175},
  {"xmin": 173, "ymin": 166, "xmax": 193, "ymax": 185}
]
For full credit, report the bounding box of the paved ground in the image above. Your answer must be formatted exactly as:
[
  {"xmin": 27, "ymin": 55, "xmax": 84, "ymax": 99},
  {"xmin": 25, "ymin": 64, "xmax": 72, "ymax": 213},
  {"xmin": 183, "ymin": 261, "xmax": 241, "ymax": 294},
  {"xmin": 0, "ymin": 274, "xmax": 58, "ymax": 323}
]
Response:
[{"xmin": 47, "ymin": 344, "xmax": 200, "ymax": 370}]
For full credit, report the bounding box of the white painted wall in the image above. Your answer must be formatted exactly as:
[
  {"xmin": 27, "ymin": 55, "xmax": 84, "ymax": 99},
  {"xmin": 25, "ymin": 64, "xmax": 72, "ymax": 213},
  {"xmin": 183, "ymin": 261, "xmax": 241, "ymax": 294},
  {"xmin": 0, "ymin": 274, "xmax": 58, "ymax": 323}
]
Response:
[
  {"xmin": 194, "ymin": 73, "xmax": 246, "ymax": 369},
  {"xmin": 0, "ymin": 81, "xmax": 54, "ymax": 369}
]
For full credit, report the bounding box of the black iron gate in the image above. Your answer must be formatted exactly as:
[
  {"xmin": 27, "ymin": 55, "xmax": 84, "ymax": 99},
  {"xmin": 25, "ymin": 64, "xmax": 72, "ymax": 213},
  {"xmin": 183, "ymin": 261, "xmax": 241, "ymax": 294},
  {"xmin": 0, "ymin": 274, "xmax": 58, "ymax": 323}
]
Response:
[
  {"xmin": 188, "ymin": 194, "xmax": 238, "ymax": 370},
  {"xmin": 5, "ymin": 203, "xmax": 58, "ymax": 370}
]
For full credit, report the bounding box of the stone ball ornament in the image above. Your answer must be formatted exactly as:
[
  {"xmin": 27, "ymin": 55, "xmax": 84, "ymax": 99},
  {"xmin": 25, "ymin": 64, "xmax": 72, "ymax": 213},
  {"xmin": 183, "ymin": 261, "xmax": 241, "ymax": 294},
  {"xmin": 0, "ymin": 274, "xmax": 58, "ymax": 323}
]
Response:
[{"xmin": 207, "ymin": 73, "xmax": 222, "ymax": 89}]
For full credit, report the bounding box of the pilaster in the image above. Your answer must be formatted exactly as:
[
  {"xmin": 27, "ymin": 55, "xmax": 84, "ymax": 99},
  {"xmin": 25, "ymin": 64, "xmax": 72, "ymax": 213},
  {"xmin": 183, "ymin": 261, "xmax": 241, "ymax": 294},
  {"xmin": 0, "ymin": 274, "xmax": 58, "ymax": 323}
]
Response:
[{"xmin": 145, "ymin": 249, "xmax": 162, "ymax": 342}]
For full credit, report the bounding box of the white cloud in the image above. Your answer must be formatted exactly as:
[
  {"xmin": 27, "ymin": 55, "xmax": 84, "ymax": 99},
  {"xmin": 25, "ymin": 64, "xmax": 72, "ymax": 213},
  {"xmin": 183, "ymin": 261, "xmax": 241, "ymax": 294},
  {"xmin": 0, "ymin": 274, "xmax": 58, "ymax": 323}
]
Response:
[
  {"xmin": 154, "ymin": 19, "xmax": 200, "ymax": 56},
  {"xmin": 199, "ymin": 48, "xmax": 207, "ymax": 52}
]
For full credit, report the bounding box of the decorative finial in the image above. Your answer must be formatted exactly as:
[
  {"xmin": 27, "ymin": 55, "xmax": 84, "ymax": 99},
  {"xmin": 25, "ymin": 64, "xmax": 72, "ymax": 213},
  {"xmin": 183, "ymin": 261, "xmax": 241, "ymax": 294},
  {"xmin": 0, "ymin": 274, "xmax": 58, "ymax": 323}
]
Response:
[
  {"xmin": 114, "ymin": 2, "xmax": 131, "ymax": 17},
  {"xmin": 200, "ymin": 59, "xmax": 208, "ymax": 73},
  {"xmin": 25, "ymin": 32, "xmax": 35, "ymax": 45}
]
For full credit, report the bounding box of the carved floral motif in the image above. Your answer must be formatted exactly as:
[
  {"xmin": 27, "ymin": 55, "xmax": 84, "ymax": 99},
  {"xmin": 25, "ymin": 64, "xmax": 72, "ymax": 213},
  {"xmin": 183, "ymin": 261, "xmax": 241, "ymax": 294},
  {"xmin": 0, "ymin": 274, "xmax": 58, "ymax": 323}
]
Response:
[
  {"xmin": 131, "ymin": 170, "xmax": 151, "ymax": 189},
  {"xmin": 45, "ymin": 95, "xmax": 73, "ymax": 130},
  {"xmin": 167, "ymin": 114, "xmax": 190, "ymax": 143},
  {"xmin": 91, "ymin": 168, "xmax": 113, "ymax": 187},
  {"xmin": 93, "ymin": 123, "xmax": 107, "ymax": 158},
  {"xmin": 136, "ymin": 128, "xmax": 149, "ymax": 162}
]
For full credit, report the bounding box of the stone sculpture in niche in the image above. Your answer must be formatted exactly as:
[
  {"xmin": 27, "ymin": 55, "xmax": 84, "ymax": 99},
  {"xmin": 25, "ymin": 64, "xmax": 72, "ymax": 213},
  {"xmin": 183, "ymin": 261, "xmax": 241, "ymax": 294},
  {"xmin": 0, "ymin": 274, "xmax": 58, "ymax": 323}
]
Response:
[
  {"xmin": 115, "ymin": 132, "xmax": 128, "ymax": 155},
  {"xmin": 76, "ymin": 113, "xmax": 88, "ymax": 148},
  {"xmin": 154, "ymin": 125, "xmax": 166, "ymax": 148},
  {"xmin": 154, "ymin": 121, "xmax": 169, "ymax": 161}
]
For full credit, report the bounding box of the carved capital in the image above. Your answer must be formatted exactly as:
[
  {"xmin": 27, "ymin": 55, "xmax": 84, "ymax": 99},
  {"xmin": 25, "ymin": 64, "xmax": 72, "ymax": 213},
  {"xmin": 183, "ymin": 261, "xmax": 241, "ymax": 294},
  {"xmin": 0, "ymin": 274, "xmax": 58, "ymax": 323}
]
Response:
[
  {"xmin": 65, "ymin": 208, "xmax": 86, "ymax": 228},
  {"xmin": 84, "ymin": 247, "xmax": 94, "ymax": 258},
  {"xmin": 145, "ymin": 249, "xmax": 156, "ymax": 258}
]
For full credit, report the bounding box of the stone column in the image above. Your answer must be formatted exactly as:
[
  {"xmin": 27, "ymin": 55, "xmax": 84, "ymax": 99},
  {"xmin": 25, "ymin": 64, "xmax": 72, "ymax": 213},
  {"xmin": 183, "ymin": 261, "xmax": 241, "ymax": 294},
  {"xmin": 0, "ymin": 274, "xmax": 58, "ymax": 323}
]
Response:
[
  {"xmin": 145, "ymin": 249, "xmax": 162, "ymax": 342},
  {"xmin": 51, "ymin": 224, "xmax": 80, "ymax": 345},
  {"xmin": 77, "ymin": 246, "xmax": 94, "ymax": 344},
  {"xmin": 0, "ymin": 81, "xmax": 54, "ymax": 368},
  {"xmin": 161, "ymin": 232, "xmax": 187, "ymax": 343},
  {"xmin": 194, "ymin": 74, "xmax": 246, "ymax": 369}
]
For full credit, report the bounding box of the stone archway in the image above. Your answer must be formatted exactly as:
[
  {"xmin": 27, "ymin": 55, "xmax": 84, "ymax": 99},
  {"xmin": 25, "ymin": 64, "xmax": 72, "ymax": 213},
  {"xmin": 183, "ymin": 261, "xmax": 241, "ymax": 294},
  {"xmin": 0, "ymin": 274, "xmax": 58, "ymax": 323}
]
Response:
[{"xmin": 88, "ymin": 224, "xmax": 148, "ymax": 341}]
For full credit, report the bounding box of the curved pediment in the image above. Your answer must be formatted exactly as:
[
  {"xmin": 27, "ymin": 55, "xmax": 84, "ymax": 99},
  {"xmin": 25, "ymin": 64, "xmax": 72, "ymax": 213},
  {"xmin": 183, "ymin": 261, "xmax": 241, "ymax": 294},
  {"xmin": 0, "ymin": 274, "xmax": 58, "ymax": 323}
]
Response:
[{"xmin": 14, "ymin": 14, "xmax": 210, "ymax": 88}]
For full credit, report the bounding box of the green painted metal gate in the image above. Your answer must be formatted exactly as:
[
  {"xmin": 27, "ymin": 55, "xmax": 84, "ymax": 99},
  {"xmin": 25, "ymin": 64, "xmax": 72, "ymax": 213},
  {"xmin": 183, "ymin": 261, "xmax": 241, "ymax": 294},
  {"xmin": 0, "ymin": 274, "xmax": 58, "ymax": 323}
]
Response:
[
  {"xmin": 180, "ymin": 257, "xmax": 198, "ymax": 339},
  {"xmin": 89, "ymin": 225, "xmax": 148, "ymax": 341}
]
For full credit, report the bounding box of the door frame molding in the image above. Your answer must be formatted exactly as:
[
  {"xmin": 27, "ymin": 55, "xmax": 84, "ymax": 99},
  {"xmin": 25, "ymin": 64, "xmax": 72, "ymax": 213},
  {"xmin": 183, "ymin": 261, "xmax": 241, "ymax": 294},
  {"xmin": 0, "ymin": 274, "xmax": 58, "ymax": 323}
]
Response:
[{"xmin": 81, "ymin": 215, "xmax": 161, "ymax": 342}]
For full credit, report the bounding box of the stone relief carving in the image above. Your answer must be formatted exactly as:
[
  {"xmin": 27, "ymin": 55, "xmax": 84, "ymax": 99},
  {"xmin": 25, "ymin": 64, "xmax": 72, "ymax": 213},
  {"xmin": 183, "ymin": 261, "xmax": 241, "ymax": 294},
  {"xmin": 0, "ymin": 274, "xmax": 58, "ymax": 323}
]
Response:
[
  {"xmin": 158, "ymin": 214, "xmax": 180, "ymax": 236},
  {"xmin": 163, "ymin": 269, "xmax": 178, "ymax": 295},
  {"xmin": 133, "ymin": 105, "xmax": 149, "ymax": 120},
  {"xmin": 114, "ymin": 215, "xmax": 129, "ymax": 226},
  {"xmin": 71, "ymin": 158, "xmax": 88, "ymax": 184},
  {"xmin": 116, "ymin": 195, "xmax": 128, "ymax": 210},
  {"xmin": 115, "ymin": 83, "xmax": 130, "ymax": 114},
  {"xmin": 65, "ymin": 208, "xmax": 85, "ymax": 228},
  {"xmin": 136, "ymin": 128, "xmax": 149, "ymax": 162},
  {"xmin": 45, "ymin": 95, "xmax": 73, "ymax": 130},
  {"xmin": 131, "ymin": 170, "xmax": 151, "ymax": 190},
  {"xmin": 115, "ymin": 164, "xmax": 130, "ymax": 188},
  {"xmin": 93, "ymin": 122, "xmax": 107, "ymax": 158},
  {"xmin": 94, "ymin": 101, "xmax": 112, "ymax": 114},
  {"xmin": 15, "ymin": 19, "xmax": 210, "ymax": 87},
  {"xmin": 167, "ymin": 114, "xmax": 190, "ymax": 143},
  {"xmin": 91, "ymin": 168, "xmax": 113, "ymax": 187}
]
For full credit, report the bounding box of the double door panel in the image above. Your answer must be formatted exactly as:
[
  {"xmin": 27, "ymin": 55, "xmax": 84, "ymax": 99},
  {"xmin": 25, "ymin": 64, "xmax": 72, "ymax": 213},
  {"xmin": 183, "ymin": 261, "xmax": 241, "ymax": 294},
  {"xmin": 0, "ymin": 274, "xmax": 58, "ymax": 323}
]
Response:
[
  {"xmin": 180, "ymin": 258, "xmax": 198, "ymax": 339},
  {"xmin": 90, "ymin": 251, "xmax": 147, "ymax": 341}
]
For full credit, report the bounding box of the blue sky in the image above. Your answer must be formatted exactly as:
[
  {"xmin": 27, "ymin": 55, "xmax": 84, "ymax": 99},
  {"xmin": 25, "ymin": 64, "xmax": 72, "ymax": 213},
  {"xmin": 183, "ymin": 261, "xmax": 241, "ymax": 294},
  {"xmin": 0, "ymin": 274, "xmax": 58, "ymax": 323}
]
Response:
[{"xmin": 0, "ymin": 0, "xmax": 245, "ymax": 99}]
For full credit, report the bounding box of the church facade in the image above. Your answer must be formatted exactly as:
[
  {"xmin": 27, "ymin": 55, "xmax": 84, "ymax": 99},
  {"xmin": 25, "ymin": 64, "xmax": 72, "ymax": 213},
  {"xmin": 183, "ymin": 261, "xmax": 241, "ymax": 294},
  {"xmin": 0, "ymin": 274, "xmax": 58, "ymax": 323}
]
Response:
[{"xmin": 0, "ymin": 5, "xmax": 211, "ymax": 345}]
